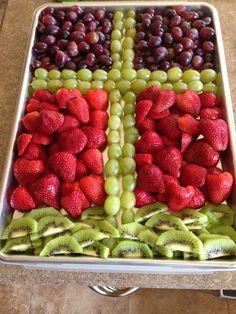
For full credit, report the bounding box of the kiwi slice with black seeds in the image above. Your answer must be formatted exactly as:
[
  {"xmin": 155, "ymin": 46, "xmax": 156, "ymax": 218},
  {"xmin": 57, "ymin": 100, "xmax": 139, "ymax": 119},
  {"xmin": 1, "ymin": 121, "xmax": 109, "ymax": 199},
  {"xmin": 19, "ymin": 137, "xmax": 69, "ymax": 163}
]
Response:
[
  {"xmin": 152, "ymin": 245, "xmax": 174, "ymax": 258},
  {"xmin": 193, "ymin": 228, "xmax": 209, "ymax": 236},
  {"xmin": 40, "ymin": 235, "xmax": 83, "ymax": 256},
  {"xmin": 82, "ymin": 219, "xmax": 100, "ymax": 230},
  {"xmin": 105, "ymin": 216, "xmax": 118, "ymax": 228},
  {"xmin": 135, "ymin": 202, "xmax": 167, "ymax": 223},
  {"xmin": 2, "ymin": 236, "xmax": 32, "ymax": 253},
  {"xmin": 83, "ymin": 241, "xmax": 109, "ymax": 259},
  {"xmin": 199, "ymin": 234, "xmax": 230, "ymax": 242},
  {"xmin": 138, "ymin": 229, "xmax": 159, "ymax": 247},
  {"xmin": 1, "ymin": 217, "xmax": 37, "ymax": 239},
  {"xmin": 112, "ymin": 240, "xmax": 153, "ymax": 258},
  {"xmin": 32, "ymin": 238, "xmax": 43, "ymax": 249},
  {"xmin": 200, "ymin": 204, "xmax": 234, "ymax": 226},
  {"xmin": 73, "ymin": 229, "xmax": 108, "ymax": 248},
  {"xmin": 145, "ymin": 213, "xmax": 188, "ymax": 231},
  {"xmin": 118, "ymin": 222, "xmax": 146, "ymax": 239},
  {"xmin": 157, "ymin": 230, "xmax": 204, "ymax": 255},
  {"xmin": 173, "ymin": 209, "xmax": 208, "ymax": 229},
  {"xmin": 101, "ymin": 238, "xmax": 119, "ymax": 251},
  {"xmin": 96, "ymin": 220, "xmax": 120, "ymax": 238},
  {"xmin": 25, "ymin": 207, "xmax": 62, "ymax": 221},
  {"xmin": 199, "ymin": 238, "xmax": 236, "ymax": 260},
  {"xmin": 81, "ymin": 206, "xmax": 106, "ymax": 221},
  {"xmin": 71, "ymin": 222, "xmax": 91, "ymax": 234},
  {"xmin": 208, "ymin": 225, "xmax": 236, "ymax": 242},
  {"xmin": 44, "ymin": 230, "xmax": 72, "ymax": 246}
]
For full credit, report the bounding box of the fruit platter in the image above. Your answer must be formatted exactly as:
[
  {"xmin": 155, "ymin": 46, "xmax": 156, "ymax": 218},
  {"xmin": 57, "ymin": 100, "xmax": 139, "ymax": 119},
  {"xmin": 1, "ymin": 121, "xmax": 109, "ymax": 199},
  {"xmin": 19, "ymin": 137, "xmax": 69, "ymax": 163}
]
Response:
[{"xmin": 1, "ymin": 1, "xmax": 236, "ymax": 268}]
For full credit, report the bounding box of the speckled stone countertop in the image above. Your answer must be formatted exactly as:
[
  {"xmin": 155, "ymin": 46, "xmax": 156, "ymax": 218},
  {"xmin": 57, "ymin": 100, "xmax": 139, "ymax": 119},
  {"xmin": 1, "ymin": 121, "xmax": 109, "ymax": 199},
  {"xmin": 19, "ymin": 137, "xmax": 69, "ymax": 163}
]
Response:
[{"xmin": 0, "ymin": 0, "xmax": 236, "ymax": 289}]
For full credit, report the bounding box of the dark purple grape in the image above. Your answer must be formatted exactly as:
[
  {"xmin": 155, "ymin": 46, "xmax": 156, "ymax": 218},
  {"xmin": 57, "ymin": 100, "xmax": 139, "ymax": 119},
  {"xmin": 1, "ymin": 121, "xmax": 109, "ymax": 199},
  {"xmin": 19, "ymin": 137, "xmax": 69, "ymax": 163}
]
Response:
[
  {"xmin": 153, "ymin": 14, "xmax": 162, "ymax": 22},
  {"xmin": 98, "ymin": 31, "xmax": 106, "ymax": 44},
  {"xmin": 65, "ymin": 11, "xmax": 77, "ymax": 23},
  {"xmin": 160, "ymin": 61, "xmax": 170, "ymax": 71},
  {"xmin": 105, "ymin": 11, "xmax": 113, "ymax": 20},
  {"xmin": 102, "ymin": 19, "xmax": 112, "ymax": 34},
  {"xmin": 183, "ymin": 11, "xmax": 199, "ymax": 21},
  {"xmin": 203, "ymin": 41, "xmax": 214, "ymax": 53},
  {"xmin": 148, "ymin": 36, "xmax": 162, "ymax": 48},
  {"xmin": 74, "ymin": 22, "xmax": 85, "ymax": 32},
  {"xmin": 195, "ymin": 48, "xmax": 204, "ymax": 56},
  {"xmin": 192, "ymin": 40, "xmax": 199, "ymax": 50},
  {"xmin": 134, "ymin": 63, "xmax": 143, "ymax": 70},
  {"xmin": 170, "ymin": 62, "xmax": 180, "ymax": 68},
  {"xmin": 142, "ymin": 17, "xmax": 152, "ymax": 29},
  {"xmin": 85, "ymin": 53, "xmax": 96, "ymax": 66},
  {"xmin": 91, "ymin": 44, "xmax": 104, "ymax": 57},
  {"xmin": 33, "ymin": 42, "xmax": 48, "ymax": 53},
  {"xmin": 171, "ymin": 26, "xmax": 183, "ymax": 41},
  {"xmin": 181, "ymin": 21, "xmax": 191, "ymax": 33},
  {"xmin": 204, "ymin": 53, "xmax": 213, "ymax": 62},
  {"xmin": 94, "ymin": 9, "xmax": 105, "ymax": 21},
  {"xmin": 37, "ymin": 22, "xmax": 46, "ymax": 33},
  {"xmin": 55, "ymin": 51, "xmax": 67, "ymax": 67},
  {"xmin": 98, "ymin": 55, "xmax": 112, "ymax": 67},
  {"xmin": 61, "ymin": 21, "xmax": 73, "ymax": 32},
  {"xmin": 202, "ymin": 17, "xmax": 212, "ymax": 25},
  {"xmin": 103, "ymin": 48, "xmax": 110, "ymax": 56},
  {"xmin": 50, "ymin": 45, "xmax": 60, "ymax": 57},
  {"xmin": 59, "ymin": 30, "xmax": 70, "ymax": 39},
  {"xmin": 42, "ymin": 15, "xmax": 57, "ymax": 26},
  {"xmin": 71, "ymin": 31, "xmax": 85, "ymax": 43},
  {"xmin": 202, "ymin": 62, "xmax": 214, "ymax": 69},
  {"xmin": 83, "ymin": 13, "xmax": 94, "ymax": 23},
  {"xmin": 77, "ymin": 60, "xmax": 87, "ymax": 69},
  {"xmin": 71, "ymin": 6, "xmax": 83, "ymax": 16},
  {"xmin": 46, "ymin": 64, "xmax": 57, "ymax": 71},
  {"xmin": 179, "ymin": 51, "xmax": 192, "ymax": 65},
  {"xmin": 150, "ymin": 20, "xmax": 163, "ymax": 34},
  {"xmin": 170, "ymin": 15, "xmax": 181, "ymax": 27},
  {"xmin": 167, "ymin": 48, "xmax": 175, "ymax": 61},
  {"xmin": 41, "ymin": 57, "xmax": 51, "ymax": 67},
  {"xmin": 191, "ymin": 55, "xmax": 203, "ymax": 69},
  {"xmin": 163, "ymin": 33, "xmax": 173, "ymax": 46},
  {"xmin": 145, "ymin": 56, "xmax": 155, "ymax": 65},
  {"xmin": 155, "ymin": 28, "xmax": 164, "ymax": 37},
  {"xmin": 85, "ymin": 31, "xmax": 99, "ymax": 44},
  {"xmin": 162, "ymin": 17, "xmax": 170, "ymax": 27},
  {"xmin": 46, "ymin": 25, "xmax": 60, "ymax": 36},
  {"xmin": 174, "ymin": 43, "xmax": 184, "ymax": 55},
  {"xmin": 146, "ymin": 8, "xmax": 155, "ymax": 17},
  {"xmin": 165, "ymin": 9, "xmax": 177, "ymax": 18},
  {"xmin": 174, "ymin": 5, "xmax": 186, "ymax": 16},
  {"xmin": 136, "ymin": 23, "xmax": 143, "ymax": 32},
  {"xmin": 103, "ymin": 40, "xmax": 110, "ymax": 49},
  {"xmin": 65, "ymin": 61, "xmax": 77, "ymax": 70},
  {"xmin": 31, "ymin": 60, "xmax": 41, "ymax": 71},
  {"xmin": 192, "ymin": 19, "xmax": 206, "ymax": 30},
  {"xmin": 154, "ymin": 46, "xmax": 168, "ymax": 61},
  {"xmin": 186, "ymin": 28, "xmax": 199, "ymax": 40},
  {"xmin": 181, "ymin": 37, "xmax": 193, "ymax": 49},
  {"xmin": 54, "ymin": 10, "xmax": 65, "ymax": 23},
  {"xmin": 43, "ymin": 35, "xmax": 56, "ymax": 46},
  {"xmin": 57, "ymin": 39, "xmax": 68, "ymax": 50},
  {"xmin": 136, "ymin": 32, "xmax": 146, "ymax": 42},
  {"xmin": 42, "ymin": 7, "xmax": 54, "ymax": 16},
  {"xmin": 200, "ymin": 27, "xmax": 215, "ymax": 40},
  {"xmin": 90, "ymin": 65, "xmax": 100, "ymax": 71},
  {"xmin": 134, "ymin": 56, "xmax": 144, "ymax": 64},
  {"xmin": 67, "ymin": 41, "xmax": 79, "ymax": 57},
  {"xmin": 78, "ymin": 41, "xmax": 90, "ymax": 53},
  {"xmin": 137, "ymin": 40, "xmax": 149, "ymax": 52},
  {"xmin": 148, "ymin": 64, "xmax": 158, "ymax": 71},
  {"xmin": 87, "ymin": 21, "xmax": 97, "ymax": 32}
]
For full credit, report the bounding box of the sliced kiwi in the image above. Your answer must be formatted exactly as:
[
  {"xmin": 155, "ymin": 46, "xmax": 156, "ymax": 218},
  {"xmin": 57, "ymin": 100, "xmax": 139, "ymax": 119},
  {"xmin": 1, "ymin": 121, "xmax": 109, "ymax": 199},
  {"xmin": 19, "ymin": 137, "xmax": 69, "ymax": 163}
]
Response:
[
  {"xmin": 1, "ymin": 217, "xmax": 37, "ymax": 239},
  {"xmin": 118, "ymin": 222, "xmax": 146, "ymax": 239},
  {"xmin": 152, "ymin": 245, "xmax": 174, "ymax": 258},
  {"xmin": 199, "ymin": 233, "xmax": 230, "ymax": 242},
  {"xmin": 81, "ymin": 206, "xmax": 106, "ymax": 221},
  {"xmin": 112, "ymin": 240, "xmax": 153, "ymax": 258},
  {"xmin": 157, "ymin": 230, "xmax": 204, "ymax": 255},
  {"xmin": 145, "ymin": 213, "xmax": 188, "ymax": 231},
  {"xmin": 34, "ymin": 247, "xmax": 42, "ymax": 256},
  {"xmin": 71, "ymin": 222, "xmax": 91, "ymax": 234},
  {"xmin": 101, "ymin": 238, "xmax": 119, "ymax": 251},
  {"xmin": 105, "ymin": 216, "xmax": 118, "ymax": 228},
  {"xmin": 174, "ymin": 209, "xmax": 208, "ymax": 229},
  {"xmin": 83, "ymin": 241, "xmax": 109, "ymax": 259},
  {"xmin": 1, "ymin": 236, "xmax": 32, "ymax": 253},
  {"xmin": 121, "ymin": 208, "xmax": 135, "ymax": 224},
  {"xmin": 96, "ymin": 220, "xmax": 120, "ymax": 238},
  {"xmin": 44, "ymin": 230, "xmax": 72, "ymax": 246},
  {"xmin": 208, "ymin": 225, "xmax": 236, "ymax": 242},
  {"xmin": 82, "ymin": 219, "xmax": 100, "ymax": 230},
  {"xmin": 25, "ymin": 207, "xmax": 62, "ymax": 221},
  {"xmin": 183, "ymin": 252, "xmax": 196, "ymax": 260},
  {"xmin": 200, "ymin": 204, "xmax": 234, "ymax": 226},
  {"xmin": 138, "ymin": 229, "xmax": 159, "ymax": 247},
  {"xmin": 73, "ymin": 229, "xmax": 108, "ymax": 248},
  {"xmin": 193, "ymin": 228, "xmax": 209, "ymax": 236},
  {"xmin": 200, "ymin": 238, "xmax": 236, "ymax": 260},
  {"xmin": 32, "ymin": 238, "xmax": 43, "ymax": 249},
  {"xmin": 135, "ymin": 202, "xmax": 167, "ymax": 223},
  {"xmin": 40, "ymin": 235, "xmax": 83, "ymax": 256}
]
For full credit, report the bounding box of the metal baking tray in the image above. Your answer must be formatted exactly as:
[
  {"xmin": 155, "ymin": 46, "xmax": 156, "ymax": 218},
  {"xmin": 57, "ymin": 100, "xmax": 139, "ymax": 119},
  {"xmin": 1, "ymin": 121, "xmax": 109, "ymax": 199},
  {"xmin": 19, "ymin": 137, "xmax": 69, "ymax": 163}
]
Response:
[{"xmin": 0, "ymin": 1, "xmax": 236, "ymax": 272}]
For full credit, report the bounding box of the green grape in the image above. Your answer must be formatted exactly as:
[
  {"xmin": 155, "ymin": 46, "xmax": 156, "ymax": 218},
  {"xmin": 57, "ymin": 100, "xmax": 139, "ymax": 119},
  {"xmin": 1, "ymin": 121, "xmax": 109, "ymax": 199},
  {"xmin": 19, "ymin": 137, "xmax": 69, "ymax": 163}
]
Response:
[
  {"xmin": 203, "ymin": 83, "xmax": 218, "ymax": 94},
  {"xmin": 77, "ymin": 81, "xmax": 91, "ymax": 94},
  {"xmin": 112, "ymin": 53, "xmax": 120, "ymax": 62},
  {"xmin": 108, "ymin": 144, "xmax": 122, "ymax": 159},
  {"xmin": 114, "ymin": 21, "xmax": 123, "ymax": 30},
  {"xmin": 103, "ymin": 80, "xmax": 116, "ymax": 92},
  {"xmin": 61, "ymin": 69, "xmax": 76, "ymax": 80},
  {"xmin": 47, "ymin": 79, "xmax": 63, "ymax": 92},
  {"xmin": 105, "ymin": 176, "xmax": 120, "ymax": 195},
  {"xmin": 126, "ymin": 9, "xmax": 135, "ymax": 18},
  {"xmin": 108, "ymin": 69, "xmax": 121, "ymax": 82},
  {"xmin": 120, "ymin": 191, "xmax": 136, "ymax": 209},
  {"xmin": 93, "ymin": 69, "xmax": 108, "ymax": 81},
  {"xmin": 110, "ymin": 103, "xmax": 123, "ymax": 117},
  {"xmin": 105, "ymin": 159, "xmax": 120, "ymax": 176},
  {"xmin": 114, "ymin": 10, "xmax": 124, "ymax": 21},
  {"xmin": 108, "ymin": 130, "xmax": 120, "ymax": 144},
  {"xmin": 124, "ymin": 127, "xmax": 139, "ymax": 143},
  {"xmin": 122, "ymin": 49, "xmax": 135, "ymax": 61},
  {"xmin": 167, "ymin": 67, "xmax": 182, "ymax": 82},
  {"xmin": 109, "ymin": 89, "xmax": 121, "ymax": 103},
  {"xmin": 124, "ymin": 17, "xmax": 135, "ymax": 29},
  {"xmin": 122, "ymin": 37, "xmax": 134, "ymax": 50},
  {"xmin": 63, "ymin": 79, "xmax": 77, "ymax": 90},
  {"xmin": 131, "ymin": 79, "xmax": 147, "ymax": 94},
  {"xmin": 123, "ymin": 103, "xmax": 135, "ymax": 115},
  {"xmin": 77, "ymin": 69, "xmax": 92, "ymax": 81},
  {"xmin": 122, "ymin": 174, "xmax": 136, "ymax": 191},
  {"xmin": 200, "ymin": 69, "xmax": 217, "ymax": 83},
  {"xmin": 137, "ymin": 69, "xmax": 151, "ymax": 81},
  {"xmin": 48, "ymin": 69, "xmax": 61, "ymax": 80},
  {"xmin": 108, "ymin": 115, "xmax": 121, "ymax": 130},
  {"xmin": 125, "ymin": 28, "xmax": 136, "ymax": 39},
  {"xmin": 188, "ymin": 80, "xmax": 203, "ymax": 93},
  {"xmin": 111, "ymin": 29, "xmax": 122, "ymax": 40},
  {"xmin": 104, "ymin": 196, "xmax": 120, "ymax": 216},
  {"xmin": 111, "ymin": 40, "xmax": 122, "ymax": 53},
  {"xmin": 150, "ymin": 70, "xmax": 167, "ymax": 83},
  {"xmin": 173, "ymin": 81, "xmax": 188, "ymax": 93},
  {"xmin": 122, "ymin": 143, "xmax": 135, "ymax": 157},
  {"xmin": 121, "ymin": 61, "xmax": 134, "ymax": 70},
  {"xmin": 123, "ymin": 114, "xmax": 135, "ymax": 129},
  {"xmin": 105, "ymin": 216, "xmax": 118, "ymax": 227},
  {"xmin": 120, "ymin": 157, "xmax": 136, "ymax": 174},
  {"xmin": 124, "ymin": 91, "xmax": 136, "ymax": 103},
  {"xmin": 112, "ymin": 61, "xmax": 122, "ymax": 70},
  {"xmin": 161, "ymin": 83, "xmax": 173, "ymax": 90},
  {"xmin": 116, "ymin": 80, "xmax": 131, "ymax": 94},
  {"xmin": 28, "ymin": 84, "xmax": 34, "ymax": 97},
  {"xmin": 121, "ymin": 69, "xmax": 137, "ymax": 81},
  {"xmin": 121, "ymin": 208, "xmax": 135, "ymax": 224},
  {"xmin": 91, "ymin": 80, "xmax": 103, "ymax": 89},
  {"xmin": 182, "ymin": 69, "xmax": 200, "ymax": 83},
  {"xmin": 31, "ymin": 79, "xmax": 47, "ymax": 90},
  {"xmin": 146, "ymin": 81, "xmax": 161, "ymax": 88},
  {"xmin": 35, "ymin": 68, "xmax": 48, "ymax": 80}
]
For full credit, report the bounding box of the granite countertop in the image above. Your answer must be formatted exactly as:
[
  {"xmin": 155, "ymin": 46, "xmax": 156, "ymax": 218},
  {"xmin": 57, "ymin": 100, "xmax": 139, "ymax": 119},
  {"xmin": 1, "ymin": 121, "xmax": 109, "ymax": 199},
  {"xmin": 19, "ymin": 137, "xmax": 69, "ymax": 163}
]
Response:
[{"xmin": 0, "ymin": 0, "xmax": 236, "ymax": 289}]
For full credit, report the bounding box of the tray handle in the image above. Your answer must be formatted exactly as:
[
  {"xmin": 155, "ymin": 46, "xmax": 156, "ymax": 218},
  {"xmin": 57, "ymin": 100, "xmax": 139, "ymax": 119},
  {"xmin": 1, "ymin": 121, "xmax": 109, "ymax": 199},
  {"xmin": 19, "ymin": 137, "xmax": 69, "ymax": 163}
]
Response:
[{"xmin": 89, "ymin": 286, "xmax": 139, "ymax": 297}]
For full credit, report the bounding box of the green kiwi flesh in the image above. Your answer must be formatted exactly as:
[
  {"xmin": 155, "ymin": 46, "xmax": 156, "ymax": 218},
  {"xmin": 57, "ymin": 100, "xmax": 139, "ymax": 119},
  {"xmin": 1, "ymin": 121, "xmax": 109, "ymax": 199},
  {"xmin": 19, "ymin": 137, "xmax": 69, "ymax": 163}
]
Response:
[
  {"xmin": 44, "ymin": 230, "xmax": 72, "ymax": 246},
  {"xmin": 118, "ymin": 222, "xmax": 146, "ymax": 239},
  {"xmin": 121, "ymin": 208, "xmax": 135, "ymax": 224},
  {"xmin": 112, "ymin": 240, "xmax": 153, "ymax": 258},
  {"xmin": 200, "ymin": 238, "xmax": 236, "ymax": 260},
  {"xmin": 25, "ymin": 207, "xmax": 62, "ymax": 221},
  {"xmin": 207, "ymin": 225, "xmax": 236, "ymax": 242},
  {"xmin": 200, "ymin": 204, "xmax": 234, "ymax": 226},
  {"xmin": 138, "ymin": 229, "xmax": 158, "ymax": 247},
  {"xmin": 96, "ymin": 220, "xmax": 120, "ymax": 238},
  {"xmin": 173, "ymin": 209, "xmax": 208, "ymax": 228},
  {"xmin": 71, "ymin": 222, "xmax": 91, "ymax": 234},
  {"xmin": 80, "ymin": 206, "xmax": 106, "ymax": 221},
  {"xmin": 135, "ymin": 202, "xmax": 167, "ymax": 223},
  {"xmin": 2, "ymin": 236, "xmax": 32, "ymax": 253},
  {"xmin": 1, "ymin": 217, "xmax": 37, "ymax": 239},
  {"xmin": 73, "ymin": 229, "xmax": 108, "ymax": 247},
  {"xmin": 101, "ymin": 238, "xmax": 119, "ymax": 251},
  {"xmin": 145, "ymin": 213, "xmax": 188, "ymax": 231},
  {"xmin": 40, "ymin": 235, "xmax": 83, "ymax": 256},
  {"xmin": 83, "ymin": 241, "xmax": 109, "ymax": 259}
]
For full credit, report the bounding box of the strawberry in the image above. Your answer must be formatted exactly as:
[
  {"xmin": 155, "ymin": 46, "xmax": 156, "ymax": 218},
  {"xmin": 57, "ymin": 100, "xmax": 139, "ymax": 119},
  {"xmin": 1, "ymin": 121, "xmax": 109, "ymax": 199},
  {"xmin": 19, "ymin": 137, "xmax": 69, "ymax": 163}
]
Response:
[
  {"xmin": 163, "ymin": 174, "xmax": 179, "ymax": 189},
  {"xmin": 33, "ymin": 90, "xmax": 55, "ymax": 103},
  {"xmin": 61, "ymin": 190, "xmax": 83, "ymax": 218},
  {"xmin": 58, "ymin": 128, "xmax": 87, "ymax": 154},
  {"xmin": 149, "ymin": 108, "xmax": 170, "ymax": 120},
  {"xmin": 135, "ymin": 131, "xmax": 163, "ymax": 155},
  {"xmin": 56, "ymin": 114, "xmax": 80, "ymax": 134},
  {"xmin": 80, "ymin": 175, "xmax": 106, "ymax": 205},
  {"xmin": 199, "ymin": 91, "xmax": 217, "ymax": 108},
  {"xmin": 175, "ymin": 90, "xmax": 201, "ymax": 117},
  {"xmin": 135, "ymin": 100, "xmax": 153, "ymax": 124},
  {"xmin": 37, "ymin": 110, "xmax": 64, "ymax": 135},
  {"xmin": 154, "ymin": 146, "xmax": 182, "ymax": 177},
  {"xmin": 25, "ymin": 98, "xmax": 40, "ymax": 112},
  {"xmin": 208, "ymin": 167, "xmax": 223, "ymax": 175},
  {"xmin": 184, "ymin": 139, "xmax": 219, "ymax": 167},
  {"xmin": 32, "ymin": 132, "xmax": 53, "ymax": 145},
  {"xmin": 181, "ymin": 133, "xmax": 193, "ymax": 154},
  {"xmin": 61, "ymin": 181, "xmax": 81, "ymax": 196},
  {"xmin": 136, "ymin": 118, "xmax": 156, "ymax": 133},
  {"xmin": 156, "ymin": 113, "xmax": 182, "ymax": 139},
  {"xmin": 30, "ymin": 173, "xmax": 60, "ymax": 208},
  {"xmin": 160, "ymin": 135, "xmax": 180, "ymax": 148},
  {"xmin": 89, "ymin": 110, "xmax": 108, "ymax": 130},
  {"xmin": 199, "ymin": 107, "xmax": 222, "ymax": 120},
  {"xmin": 16, "ymin": 133, "xmax": 32, "ymax": 156},
  {"xmin": 178, "ymin": 114, "xmax": 200, "ymax": 136},
  {"xmin": 137, "ymin": 164, "xmax": 165, "ymax": 193},
  {"xmin": 80, "ymin": 148, "xmax": 103, "ymax": 175},
  {"xmin": 39, "ymin": 102, "xmax": 59, "ymax": 112},
  {"xmin": 199, "ymin": 118, "xmax": 228, "ymax": 151},
  {"xmin": 82, "ymin": 126, "xmax": 107, "ymax": 151},
  {"xmin": 10, "ymin": 186, "xmax": 35, "ymax": 211},
  {"xmin": 137, "ymin": 85, "xmax": 160, "ymax": 102},
  {"xmin": 67, "ymin": 97, "xmax": 90, "ymax": 124},
  {"xmin": 21, "ymin": 142, "xmax": 47, "ymax": 162},
  {"xmin": 76, "ymin": 159, "xmax": 91, "ymax": 180},
  {"xmin": 135, "ymin": 188, "xmax": 156, "ymax": 208},
  {"xmin": 156, "ymin": 193, "xmax": 167, "ymax": 202},
  {"xmin": 148, "ymin": 90, "xmax": 175, "ymax": 118},
  {"xmin": 206, "ymin": 172, "xmax": 233, "ymax": 204},
  {"xmin": 180, "ymin": 164, "xmax": 207, "ymax": 188},
  {"xmin": 86, "ymin": 89, "xmax": 108, "ymax": 111},
  {"xmin": 22, "ymin": 111, "xmax": 40, "ymax": 132},
  {"xmin": 48, "ymin": 143, "xmax": 61, "ymax": 156},
  {"xmin": 48, "ymin": 151, "xmax": 76, "ymax": 182},
  {"xmin": 56, "ymin": 88, "xmax": 82, "ymax": 109},
  {"xmin": 188, "ymin": 187, "xmax": 206, "ymax": 209},
  {"xmin": 134, "ymin": 153, "xmax": 153, "ymax": 170},
  {"xmin": 13, "ymin": 158, "xmax": 45, "ymax": 185},
  {"xmin": 167, "ymin": 182, "xmax": 195, "ymax": 212}
]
